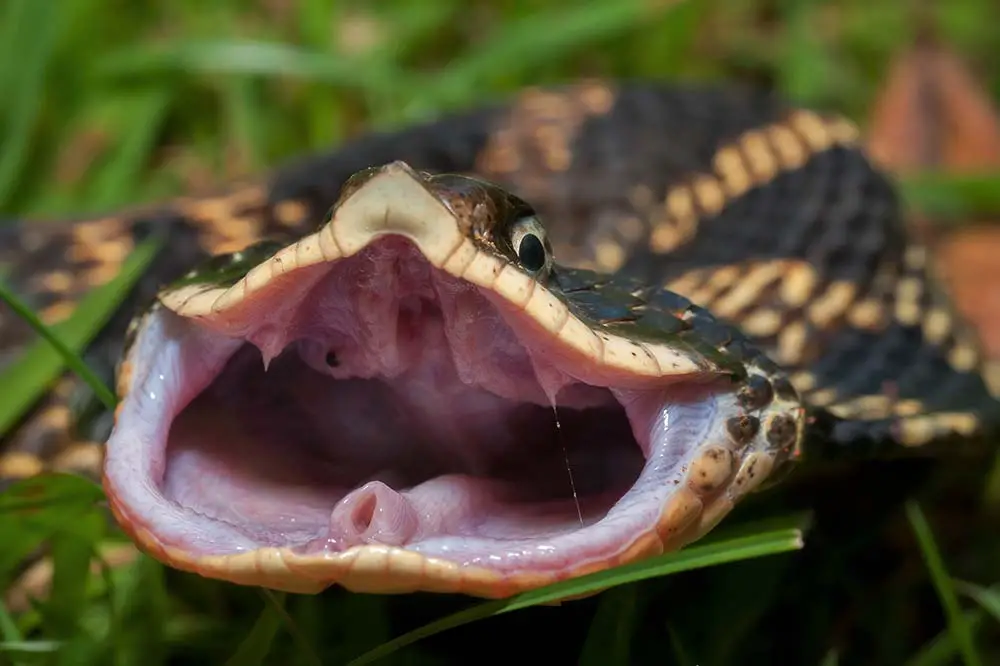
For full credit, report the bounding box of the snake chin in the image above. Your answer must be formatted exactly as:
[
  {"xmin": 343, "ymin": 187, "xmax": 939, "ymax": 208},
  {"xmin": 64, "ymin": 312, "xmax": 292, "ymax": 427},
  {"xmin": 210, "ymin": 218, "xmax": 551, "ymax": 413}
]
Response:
[{"xmin": 104, "ymin": 236, "xmax": 748, "ymax": 589}]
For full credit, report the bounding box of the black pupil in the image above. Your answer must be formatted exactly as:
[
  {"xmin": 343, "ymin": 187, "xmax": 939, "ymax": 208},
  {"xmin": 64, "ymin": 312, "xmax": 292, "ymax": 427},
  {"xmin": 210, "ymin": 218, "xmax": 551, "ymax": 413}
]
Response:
[{"xmin": 517, "ymin": 233, "xmax": 546, "ymax": 271}]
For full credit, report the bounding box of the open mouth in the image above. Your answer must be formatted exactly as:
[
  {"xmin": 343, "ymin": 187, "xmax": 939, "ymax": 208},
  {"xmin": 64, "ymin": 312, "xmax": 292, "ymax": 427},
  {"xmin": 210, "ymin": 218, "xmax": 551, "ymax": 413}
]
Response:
[{"xmin": 103, "ymin": 162, "xmax": 801, "ymax": 598}]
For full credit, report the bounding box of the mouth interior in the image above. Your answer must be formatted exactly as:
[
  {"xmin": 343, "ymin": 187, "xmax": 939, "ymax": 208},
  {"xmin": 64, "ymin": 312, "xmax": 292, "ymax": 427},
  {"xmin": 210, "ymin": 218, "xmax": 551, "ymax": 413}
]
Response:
[
  {"xmin": 112, "ymin": 236, "xmax": 726, "ymax": 572},
  {"xmin": 165, "ymin": 342, "xmax": 644, "ymax": 548}
]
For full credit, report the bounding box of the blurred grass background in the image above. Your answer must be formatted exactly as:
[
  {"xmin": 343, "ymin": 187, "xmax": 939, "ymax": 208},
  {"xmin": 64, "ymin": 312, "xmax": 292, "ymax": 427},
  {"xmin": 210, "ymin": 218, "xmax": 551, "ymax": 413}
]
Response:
[{"xmin": 3, "ymin": 0, "xmax": 1000, "ymax": 664}]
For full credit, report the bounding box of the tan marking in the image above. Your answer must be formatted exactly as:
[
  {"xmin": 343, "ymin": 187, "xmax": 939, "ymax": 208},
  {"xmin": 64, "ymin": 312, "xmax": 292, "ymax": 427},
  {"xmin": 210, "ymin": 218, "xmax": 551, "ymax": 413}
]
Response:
[
  {"xmin": 789, "ymin": 110, "xmax": 835, "ymax": 152},
  {"xmin": 665, "ymin": 185, "xmax": 696, "ymax": 221},
  {"xmin": 687, "ymin": 265, "xmax": 743, "ymax": 307},
  {"xmin": 274, "ymin": 200, "xmax": 309, "ymax": 228},
  {"xmin": 39, "ymin": 301, "xmax": 76, "ymax": 324},
  {"xmin": 37, "ymin": 271, "xmax": 74, "ymax": 294},
  {"xmin": 535, "ymin": 124, "xmax": 572, "ymax": 172},
  {"xmin": 807, "ymin": 281, "xmax": 857, "ymax": 328},
  {"xmin": 829, "ymin": 394, "xmax": 892, "ymax": 420},
  {"xmin": 650, "ymin": 222, "xmax": 684, "ymax": 254},
  {"xmin": 617, "ymin": 215, "xmax": 645, "ymax": 243},
  {"xmin": 68, "ymin": 221, "xmax": 133, "ymax": 276},
  {"xmin": 769, "ymin": 124, "xmax": 809, "ymax": 169},
  {"xmin": 475, "ymin": 83, "xmax": 616, "ymax": 192},
  {"xmin": 741, "ymin": 129, "xmax": 779, "ymax": 181},
  {"xmin": 477, "ymin": 128, "xmax": 520, "ymax": 174},
  {"xmin": 197, "ymin": 215, "xmax": 264, "ymax": 255},
  {"xmin": 904, "ymin": 243, "xmax": 927, "ymax": 270},
  {"xmin": 594, "ymin": 239, "xmax": 626, "ymax": 272},
  {"xmin": 51, "ymin": 442, "xmax": 104, "ymax": 476},
  {"xmin": 790, "ymin": 370, "xmax": 817, "ymax": 392},
  {"xmin": 82, "ymin": 262, "xmax": 124, "ymax": 287},
  {"xmin": 650, "ymin": 187, "xmax": 701, "ymax": 253},
  {"xmin": 985, "ymin": 361, "xmax": 1000, "ymax": 397},
  {"xmin": 923, "ymin": 308, "xmax": 953, "ymax": 345},
  {"xmin": 178, "ymin": 188, "xmax": 266, "ymax": 222},
  {"xmin": 38, "ymin": 404, "xmax": 71, "ymax": 431},
  {"xmin": 576, "ymin": 81, "xmax": 615, "ymax": 115},
  {"xmin": 740, "ymin": 308, "xmax": 784, "ymax": 337},
  {"xmin": 711, "ymin": 261, "xmax": 786, "ymax": 319},
  {"xmin": 663, "ymin": 268, "xmax": 707, "ymax": 299},
  {"xmin": 895, "ymin": 399, "xmax": 924, "ymax": 417},
  {"xmin": 779, "ymin": 262, "xmax": 818, "ymax": 308},
  {"xmin": 691, "ymin": 176, "xmax": 726, "ymax": 217},
  {"xmin": 648, "ymin": 112, "xmax": 860, "ymax": 259},
  {"xmin": 893, "ymin": 277, "xmax": 924, "ymax": 326},
  {"xmin": 807, "ymin": 387, "xmax": 838, "ymax": 407},
  {"xmin": 0, "ymin": 452, "xmax": 44, "ymax": 479},
  {"xmin": 714, "ymin": 146, "xmax": 752, "ymax": 197},
  {"xmin": 898, "ymin": 411, "xmax": 980, "ymax": 447},
  {"xmin": 847, "ymin": 298, "xmax": 885, "ymax": 330},
  {"xmin": 948, "ymin": 343, "xmax": 980, "ymax": 372},
  {"xmin": 776, "ymin": 320, "xmax": 810, "ymax": 366}
]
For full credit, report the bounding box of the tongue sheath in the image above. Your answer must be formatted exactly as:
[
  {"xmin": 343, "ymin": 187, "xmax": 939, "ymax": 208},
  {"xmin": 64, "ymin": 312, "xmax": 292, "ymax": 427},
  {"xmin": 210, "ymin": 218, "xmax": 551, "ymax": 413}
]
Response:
[{"xmin": 323, "ymin": 476, "xmax": 508, "ymax": 550}]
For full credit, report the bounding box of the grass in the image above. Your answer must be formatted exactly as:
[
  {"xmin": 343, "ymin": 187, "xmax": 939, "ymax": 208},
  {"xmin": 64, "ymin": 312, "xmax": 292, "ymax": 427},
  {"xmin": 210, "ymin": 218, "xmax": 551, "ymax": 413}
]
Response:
[{"xmin": 2, "ymin": 0, "xmax": 1000, "ymax": 663}]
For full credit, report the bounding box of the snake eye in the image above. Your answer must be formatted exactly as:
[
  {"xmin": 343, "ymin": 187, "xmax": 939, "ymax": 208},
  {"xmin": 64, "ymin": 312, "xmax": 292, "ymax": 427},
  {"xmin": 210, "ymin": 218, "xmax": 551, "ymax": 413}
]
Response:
[{"xmin": 510, "ymin": 215, "xmax": 551, "ymax": 274}]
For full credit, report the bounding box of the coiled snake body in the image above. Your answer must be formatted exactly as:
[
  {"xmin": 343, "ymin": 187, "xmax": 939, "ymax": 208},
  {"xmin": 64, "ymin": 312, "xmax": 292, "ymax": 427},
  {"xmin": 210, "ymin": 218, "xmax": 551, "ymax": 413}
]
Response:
[{"xmin": 1, "ymin": 81, "xmax": 998, "ymax": 598}]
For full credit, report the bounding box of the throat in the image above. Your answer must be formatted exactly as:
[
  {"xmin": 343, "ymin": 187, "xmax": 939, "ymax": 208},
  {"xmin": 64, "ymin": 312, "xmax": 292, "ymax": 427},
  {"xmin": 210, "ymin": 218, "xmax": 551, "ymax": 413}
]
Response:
[{"xmin": 161, "ymin": 330, "xmax": 646, "ymax": 550}]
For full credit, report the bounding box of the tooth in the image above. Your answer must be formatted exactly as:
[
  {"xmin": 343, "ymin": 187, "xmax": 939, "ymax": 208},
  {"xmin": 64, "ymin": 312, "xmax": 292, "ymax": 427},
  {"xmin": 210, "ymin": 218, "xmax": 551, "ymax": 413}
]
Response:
[
  {"xmin": 253, "ymin": 327, "xmax": 286, "ymax": 371},
  {"xmin": 328, "ymin": 481, "xmax": 419, "ymax": 547}
]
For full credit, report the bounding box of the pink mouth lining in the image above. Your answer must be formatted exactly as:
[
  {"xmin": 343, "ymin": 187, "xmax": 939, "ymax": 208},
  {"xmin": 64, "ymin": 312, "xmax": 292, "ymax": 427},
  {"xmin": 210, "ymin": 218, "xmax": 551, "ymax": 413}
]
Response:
[{"xmin": 104, "ymin": 237, "xmax": 730, "ymax": 574}]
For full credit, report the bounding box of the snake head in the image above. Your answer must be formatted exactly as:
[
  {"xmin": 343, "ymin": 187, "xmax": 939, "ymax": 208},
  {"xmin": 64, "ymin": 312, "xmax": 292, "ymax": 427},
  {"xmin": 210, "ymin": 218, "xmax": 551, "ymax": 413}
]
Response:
[{"xmin": 103, "ymin": 161, "xmax": 804, "ymax": 598}]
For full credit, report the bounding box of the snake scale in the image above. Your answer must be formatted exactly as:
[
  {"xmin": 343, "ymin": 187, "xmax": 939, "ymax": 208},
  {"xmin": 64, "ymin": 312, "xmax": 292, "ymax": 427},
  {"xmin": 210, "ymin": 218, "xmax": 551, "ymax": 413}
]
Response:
[{"xmin": 1, "ymin": 80, "xmax": 998, "ymax": 598}]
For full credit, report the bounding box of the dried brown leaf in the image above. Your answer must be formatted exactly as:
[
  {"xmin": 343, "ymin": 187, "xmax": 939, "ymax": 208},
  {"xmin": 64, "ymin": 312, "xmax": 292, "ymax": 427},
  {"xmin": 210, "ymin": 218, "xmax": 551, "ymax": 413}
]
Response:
[
  {"xmin": 866, "ymin": 39, "xmax": 1000, "ymax": 363},
  {"xmin": 867, "ymin": 41, "xmax": 1000, "ymax": 174}
]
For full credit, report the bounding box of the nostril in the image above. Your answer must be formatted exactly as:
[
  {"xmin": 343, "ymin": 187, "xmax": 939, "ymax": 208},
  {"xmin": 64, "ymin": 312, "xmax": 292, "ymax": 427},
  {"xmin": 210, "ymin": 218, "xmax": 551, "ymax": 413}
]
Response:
[{"xmin": 325, "ymin": 351, "xmax": 339, "ymax": 367}]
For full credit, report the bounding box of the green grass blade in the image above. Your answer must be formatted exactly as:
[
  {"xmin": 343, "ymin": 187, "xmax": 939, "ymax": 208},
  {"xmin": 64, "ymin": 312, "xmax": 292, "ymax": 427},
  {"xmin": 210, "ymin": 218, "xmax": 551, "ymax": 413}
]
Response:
[
  {"xmin": 905, "ymin": 501, "xmax": 982, "ymax": 666},
  {"xmin": 95, "ymin": 39, "xmax": 404, "ymax": 95},
  {"xmin": 900, "ymin": 172, "xmax": 1000, "ymax": 220},
  {"xmin": 906, "ymin": 609, "xmax": 987, "ymax": 666},
  {"xmin": 348, "ymin": 518, "xmax": 805, "ymax": 666},
  {"xmin": 413, "ymin": 0, "xmax": 691, "ymax": 109},
  {"xmin": 259, "ymin": 590, "xmax": 321, "ymax": 666},
  {"xmin": 0, "ymin": 0, "xmax": 64, "ymax": 209},
  {"xmin": 577, "ymin": 585, "xmax": 639, "ymax": 666},
  {"xmin": 44, "ymin": 511, "xmax": 106, "ymax": 641},
  {"xmin": 87, "ymin": 89, "xmax": 174, "ymax": 212},
  {"xmin": 0, "ymin": 234, "xmax": 162, "ymax": 436},
  {"xmin": 954, "ymin": 581, "xmax": 1000, "ymax": 625},
  {"xmin": 0, "ymin": 285, "xmax": 116, "ymax": 411},
  {"xmin": 0, "ymin": 640, "xmax": 60, "ymax": 654},
  {"xmin": 0, "ymin": 597, "xmax": 28, "ymax": 666},
  {"xmin": 224, "ymin": 594, "xmax": 285, "ymax": 666},
  {"xmin": 0, "ymin": 474, "xmax": 104, "ymax": 513}
]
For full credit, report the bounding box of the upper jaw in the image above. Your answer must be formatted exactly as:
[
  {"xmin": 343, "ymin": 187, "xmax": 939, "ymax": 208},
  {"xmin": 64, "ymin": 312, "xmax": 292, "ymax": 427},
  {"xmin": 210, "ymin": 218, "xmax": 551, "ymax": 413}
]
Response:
[{"xmin": 102, "ymin": 161, "xmax": 804, "ymax": 598}]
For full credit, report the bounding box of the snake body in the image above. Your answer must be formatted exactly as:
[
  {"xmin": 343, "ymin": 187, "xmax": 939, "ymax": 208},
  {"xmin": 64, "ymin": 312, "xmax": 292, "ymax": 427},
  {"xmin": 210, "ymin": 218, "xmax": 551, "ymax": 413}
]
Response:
[{"xmin": 1, "ymin": 81, "xmax": 999, "ymax": 597}]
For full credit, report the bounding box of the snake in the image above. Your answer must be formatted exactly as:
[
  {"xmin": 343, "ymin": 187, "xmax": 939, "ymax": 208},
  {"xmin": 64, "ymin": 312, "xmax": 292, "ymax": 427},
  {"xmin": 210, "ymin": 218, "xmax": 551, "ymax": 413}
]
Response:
[{"xmin": 1, "ymin": 80, "xmax": 998, "ymax": 600}]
